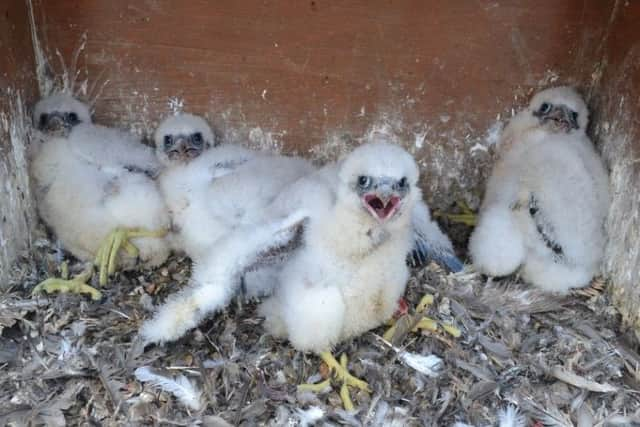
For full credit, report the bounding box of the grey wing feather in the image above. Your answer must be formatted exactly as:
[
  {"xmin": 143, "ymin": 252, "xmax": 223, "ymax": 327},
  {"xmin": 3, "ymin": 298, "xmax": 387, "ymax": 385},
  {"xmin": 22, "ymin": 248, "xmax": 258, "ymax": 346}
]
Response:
[
  {"xmin": 245, "ymin": 219, "xmax": 306, "ymax": 272},
  {"xmin": 409, "ymin": 201, "xmax": 463, "ymax": 272},
  {"xmin": 409, "ymin": 227, "xmax": 463, "ymax": 272}
]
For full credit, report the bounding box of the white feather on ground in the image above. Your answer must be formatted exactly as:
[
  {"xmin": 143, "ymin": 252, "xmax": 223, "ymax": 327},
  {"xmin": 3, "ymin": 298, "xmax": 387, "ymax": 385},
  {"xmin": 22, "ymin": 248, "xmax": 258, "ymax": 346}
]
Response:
[
  {"xmin": 133, "ymin": 366, "xmax": 202, "ymax": 411},
  {"xmin": 498, "ymin": 406, "xmax": 527, "ymax": 427},
  {"xmin": 294, "ymin": 406, "xmax": 325, "ymax": 427},
  {"xmin": 398, "ymin": 352, "xmax": 443, "ymax": 377}
]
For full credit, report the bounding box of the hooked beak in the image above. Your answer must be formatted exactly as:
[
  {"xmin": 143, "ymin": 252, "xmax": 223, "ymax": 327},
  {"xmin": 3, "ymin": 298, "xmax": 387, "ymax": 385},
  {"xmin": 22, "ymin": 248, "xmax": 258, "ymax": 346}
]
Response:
[
  {"xmin": 167, "ymin": 136, "xmax": 203, "ymax": 161},
  {"xmin": 537, "ymin": 105, "xmax": 579, "ymax": 132},
  {"xmin": 362, "ymin": 184, "xmax": 402, "ymax": 222},
  {"xmin": 41, "ymin": 114, "xmax": 68, "ymax": 134}
]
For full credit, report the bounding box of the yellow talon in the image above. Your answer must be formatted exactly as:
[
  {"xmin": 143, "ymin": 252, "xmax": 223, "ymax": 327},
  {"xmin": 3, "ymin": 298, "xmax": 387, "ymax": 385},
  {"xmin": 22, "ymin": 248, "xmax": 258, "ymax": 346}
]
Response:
[
  {"xmin": 298, "ymin": 378, "xmax": 332, "ymax": 393},
  {"xmin": 339, "ymin": 354, "xmax": 355, "ymax": 411},
  {"xmin": 416, "ymin": 294, "xmax": 434, "ymax": 313},
  {"xmin": 320, "ymin": 351, "xmax": 370, "ymax": 392},
  {"xmin": 434, "ymin": 201, "xmax": 477, "ymax": 226},
  {"xmin": 339, "ymin": 382, "xmax": 354, "ymax": 411},
  {"xmin": 413, "ymin": 317, "xmax": 439, "ymax": 333},
  {"xmin": 442, "ymin": 323, "xmax": 462, "ymax": 338},
  {"xmin": 298, "ymin": 351, "xmax": 370, "ymax": 410},
  {"xmin": 32, "ymin": 264, "xmax": 101, "ymax": 300},
  {"xmin": 94, "ymin": 227, "xmax": 168, "ymax": 286},
  {"xmin": 382, "ymin": 323, "xmax": 398, "ymax": 342}
]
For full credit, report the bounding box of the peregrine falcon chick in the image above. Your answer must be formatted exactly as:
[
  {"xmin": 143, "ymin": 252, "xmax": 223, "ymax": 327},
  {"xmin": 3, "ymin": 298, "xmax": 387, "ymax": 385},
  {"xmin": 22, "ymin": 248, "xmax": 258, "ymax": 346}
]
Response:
[
  {"xmin": 153, "ymin": 113, "xmax": 315, "ymax": 261},
  {"xmin": 140, "ymin": 125, "xmax": 459, "ymax": 346},
  {"xmin": 30, "ymin": 93, "xmax": 170, "ymax": 296},
  {"xmin": 257, "ymin": 140, "xmax": 421, "ymax": 408},
  {"xmin": 469, "ymin": 86, "xmax": 610, "ymax": 293}
]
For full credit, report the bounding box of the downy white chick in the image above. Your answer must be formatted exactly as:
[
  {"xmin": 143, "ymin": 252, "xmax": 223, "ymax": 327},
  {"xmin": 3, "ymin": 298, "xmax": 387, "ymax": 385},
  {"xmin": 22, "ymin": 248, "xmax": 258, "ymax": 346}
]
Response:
[
  {"xmin": 153, "ymin": 113, "xmax": 315, "ymax": 262},
  {"xmin": 30, "ymin": 93, "xmax": 170, "ymax": 297},
  {"xmin": 469, "ymin": 86, "xmax": 610, "ymax": 293},
  {"xmin": 139, "ymin": 114, "xmax": 314, "ymax": 342},
  {"xmin": 257, "ymin": 140, "xmax": 421, "ymax": 408},
  {"xmin": 140, "ymin": 125, "xmax": 459, "ymax": 347}
]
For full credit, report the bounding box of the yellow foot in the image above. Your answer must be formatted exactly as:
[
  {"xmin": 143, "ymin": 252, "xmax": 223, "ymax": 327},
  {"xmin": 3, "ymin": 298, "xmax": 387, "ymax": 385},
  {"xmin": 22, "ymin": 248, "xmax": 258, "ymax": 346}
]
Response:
[
  {"xmin": 434, "ymin": 201, "xmax": 477, "ymax": 226},
  {"xmin": 94, "ymin": 227, "xmax": 167, "ymax": 286},
  {"xmin": 32, "ymin": 264, "xmax": 100, "ymax": 300},
  {"xmin": 384, "ymin": 294, "xmax": 461, "ymax": 342},
  {"xmin": 298, "ymin": 351, "xmax": 370, "ymax": 411}
]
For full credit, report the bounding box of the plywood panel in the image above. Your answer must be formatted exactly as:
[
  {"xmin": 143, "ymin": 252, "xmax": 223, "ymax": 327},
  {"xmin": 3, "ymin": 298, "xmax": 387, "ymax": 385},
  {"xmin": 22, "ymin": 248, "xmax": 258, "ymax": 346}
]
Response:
[
  {"xmin": 0, "ymin": 0, "xmax": 38, "ymax": 287},
  {"xmin": 31, "ymin": 0, "xmax": 616, "ymax": 207},
  {"xmin": 590, "ymin": 0, "xmax": 640, "ymax": 337}
]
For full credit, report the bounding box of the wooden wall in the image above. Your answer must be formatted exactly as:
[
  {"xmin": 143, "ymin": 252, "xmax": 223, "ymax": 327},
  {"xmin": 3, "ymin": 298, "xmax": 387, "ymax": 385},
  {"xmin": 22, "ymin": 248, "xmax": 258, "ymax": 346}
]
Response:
[
  {"xmin": 30, "ymin": 0, "xmax": 616, "ymax": 207},
  {"xmin": 0, "ymin": 0, "xmax": 38, "ymax": 287},
  {"xmin": 591, "ymin": 1, "xmax": 640, "ymax": 337},
  {"xmin": 13, "ymin": 0, "xmax": 640, "ymax": 327}
]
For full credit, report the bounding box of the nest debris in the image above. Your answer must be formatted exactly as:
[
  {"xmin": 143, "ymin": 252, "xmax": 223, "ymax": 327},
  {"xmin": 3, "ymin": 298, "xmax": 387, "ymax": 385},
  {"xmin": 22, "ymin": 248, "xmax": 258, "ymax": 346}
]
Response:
[{"xmin": 1, "ymin": 237, "xmax": 639, "ymax": 427}]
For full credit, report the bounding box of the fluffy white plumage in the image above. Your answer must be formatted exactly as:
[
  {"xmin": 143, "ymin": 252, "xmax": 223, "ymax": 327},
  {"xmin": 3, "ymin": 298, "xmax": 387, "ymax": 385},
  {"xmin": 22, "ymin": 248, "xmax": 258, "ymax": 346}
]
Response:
[
  {"xmin": 140, "ymin": 113, "xmax": 314, "ymax": 343},
  {"xmin": 140, "ymin": 130, "xmax": 459, "ymax": 344},
  {"xmin": 32, "ymin": 93, "xmax": 92, "ymax": 134},
  {"xmin": 259, "ymin": 140, "xmax": 419, "ymax": 353},
  {"xmin": 30, "ymin": 94, "xmax": 170, "ymax": 269},
  {"xmin": 153, "ymin": 113, "xmax": 314, "ymax": 261},
  {"xmin": 140, "ymin": 208, "xmax": 309, "ymax": 343},
  {"xmin": 469, "ymin": 86, "xmax": 610, "ymax": 292}
]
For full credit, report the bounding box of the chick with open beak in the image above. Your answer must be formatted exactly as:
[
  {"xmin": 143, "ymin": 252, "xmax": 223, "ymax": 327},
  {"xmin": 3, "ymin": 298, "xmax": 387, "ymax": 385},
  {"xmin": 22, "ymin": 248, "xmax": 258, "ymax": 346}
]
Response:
[
  {"xmin": 358, "ymin": 175, "xmax": 408, "ymax": 222},
  {"xmin": 532, "ymin": 101, "xmax": 580, "ymax": 133}
]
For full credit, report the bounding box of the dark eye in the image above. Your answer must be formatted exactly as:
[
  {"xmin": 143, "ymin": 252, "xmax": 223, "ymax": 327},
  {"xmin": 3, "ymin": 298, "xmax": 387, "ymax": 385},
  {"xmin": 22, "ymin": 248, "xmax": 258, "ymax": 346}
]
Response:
[
  {"xmin": 191, "ymin": 132, "xmax": 203, "ymax": 146},
  {"xmin": 38, "ymin": 113, "xmax": 48, "ymax": 128},
  {"xmin": 538, "ymin": 102, "xmax": 552, "ymax": 114},
  {"xmin": 571, "ymin": 111, "xmax": 578, "ymax": 124},
  {"xmin": 67, "ymin": 112, "xmax": 79, "ymax": 124},
  {"xmin": 397, "ymin": 177, "xmax": 408, "ymax": 190},
  {"xmin": 164, "ymin": 135, "xmax": 173, "ymax": 149},
  {"xmin": 357, "ymin": 175, "xmax": 371, "ymax": 189}
]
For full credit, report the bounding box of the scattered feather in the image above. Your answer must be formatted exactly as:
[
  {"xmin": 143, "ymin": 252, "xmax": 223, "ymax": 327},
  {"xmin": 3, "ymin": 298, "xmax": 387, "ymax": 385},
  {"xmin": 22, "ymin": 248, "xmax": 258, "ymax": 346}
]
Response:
[
  {"xmin": 498, "ymin": 405, "xmax": 526, "ymax": 427},
  {"xmin": 134, "ymin": 366, "xmax": 203, "ymax": 411},
  {"xmin": 295, "ymin": 406, "xmax": 325, "ymax": 427},
  {"xmin": 550, "ymin": 365, "xmax": 618, "ymax": 393},
  {"xmin": 398, "ymin": 352, "xmax": 443, "ymax": 377}
]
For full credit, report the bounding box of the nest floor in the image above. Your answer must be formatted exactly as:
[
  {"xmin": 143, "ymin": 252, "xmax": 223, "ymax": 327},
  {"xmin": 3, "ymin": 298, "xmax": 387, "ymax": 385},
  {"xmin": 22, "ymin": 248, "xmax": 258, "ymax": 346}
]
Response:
[{"xmin": 1, "ymin": 233, "xmax": 639, "ymax": 427}]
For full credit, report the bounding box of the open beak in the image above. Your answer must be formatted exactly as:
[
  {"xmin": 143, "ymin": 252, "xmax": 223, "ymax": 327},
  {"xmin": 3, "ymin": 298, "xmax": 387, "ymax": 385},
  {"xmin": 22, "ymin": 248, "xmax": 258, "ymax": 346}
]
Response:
[
  {"xmin": 362, "ymin": 184, "xmax": 402, "ymax": 222},
  {"xmin": 540, "ymin": 105, "xmax": 579, "ymax": 132}
]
